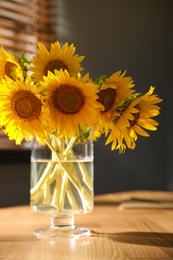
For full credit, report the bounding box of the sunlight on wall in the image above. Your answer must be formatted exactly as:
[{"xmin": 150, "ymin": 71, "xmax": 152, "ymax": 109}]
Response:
[{"xmin": 56, "ymin": 0, "xmax": 72, "ymax": 44}]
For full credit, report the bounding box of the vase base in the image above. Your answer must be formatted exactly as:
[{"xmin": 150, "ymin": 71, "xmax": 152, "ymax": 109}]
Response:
[{"xmin": 34, "ymin": 226, "xmax": 90, "ymax": 238}]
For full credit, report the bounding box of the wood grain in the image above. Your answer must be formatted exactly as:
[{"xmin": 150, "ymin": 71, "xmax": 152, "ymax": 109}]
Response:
[{"xmin": 0, "ymin": 190, "xmax": 173, "ymax": 259}]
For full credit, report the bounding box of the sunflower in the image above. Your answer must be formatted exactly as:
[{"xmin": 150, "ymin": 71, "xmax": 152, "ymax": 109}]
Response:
[
  {"xmin": 30, "ymin": 41, "xmax": 85, "ymax": 82},
  {"xmin": 0, "ymin": 47, "xmax": 24, "ymax": 81},
  {"xmin": 105, "ymin": 103, "xmax": 138, "ymax": 153},
  {"xmin": 0, "ymin": 76, "xmax": 49, "ymax": 144},
  {"xmin": 40, "ymin": 69, "xmax": 103, "ymax": 138},
  {"xmin": 105, "ymin": 86, "xmax": 162, "ymax": 152},
  {"xmin": 96, "ymin": 71, "xmax": 135, "ymax": 134}
]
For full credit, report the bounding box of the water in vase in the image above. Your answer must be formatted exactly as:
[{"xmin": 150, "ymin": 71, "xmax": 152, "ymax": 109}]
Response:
[{"xmin": 30, "ymin": 159, "xmax": 94, "ymax": 217}]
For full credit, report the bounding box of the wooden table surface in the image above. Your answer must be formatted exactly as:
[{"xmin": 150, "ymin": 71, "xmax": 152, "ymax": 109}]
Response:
[{"xmin": 1, "ymin": 190, "xmax": 173, "ymax": 260}]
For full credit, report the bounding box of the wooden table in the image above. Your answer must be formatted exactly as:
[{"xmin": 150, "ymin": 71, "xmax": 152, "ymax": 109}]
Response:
[{"xmin": 1, "ymin": 190, "xmax": 173, "ymax": 259}]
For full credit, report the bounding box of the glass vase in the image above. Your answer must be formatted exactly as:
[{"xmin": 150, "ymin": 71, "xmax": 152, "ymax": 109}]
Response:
[{"xmin": 30, "ymin": 131, "xmax": 94, "ymax": 238}]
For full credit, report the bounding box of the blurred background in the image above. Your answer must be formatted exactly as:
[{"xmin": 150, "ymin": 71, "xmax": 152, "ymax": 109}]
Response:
[{"xmin": 0, "ymin": 0, "xmax": 172, "ymax": 206}]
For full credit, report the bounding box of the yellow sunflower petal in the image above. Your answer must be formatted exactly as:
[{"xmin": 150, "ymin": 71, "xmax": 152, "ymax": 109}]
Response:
[{"xmin": 30, "ymin": 41, "xmax": 84, "ymax": 82}]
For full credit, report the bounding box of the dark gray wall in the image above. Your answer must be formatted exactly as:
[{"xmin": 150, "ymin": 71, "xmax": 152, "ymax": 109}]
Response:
[
  {"xmin": 57, "ymin": 0, "xmax": 173, "ymax": 194},
  {"xmin": 0, "ymin": 149, "xmax": 30, "ymax": 207}
]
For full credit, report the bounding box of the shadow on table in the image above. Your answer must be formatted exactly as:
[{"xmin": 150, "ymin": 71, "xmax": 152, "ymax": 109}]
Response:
[{"xmin": 90, "ymin": 230, "xmax": 173, "ymax": 248}]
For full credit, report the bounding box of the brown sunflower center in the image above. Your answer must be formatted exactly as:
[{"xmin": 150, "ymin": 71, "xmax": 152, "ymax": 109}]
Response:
[
  {"xmin": 11, "ymin": 90, "xmax": 42, "ymax": 120},
  {"xmin": 5, "ymin": 62, "xmax": 18, "ymax": 79},
  {"xmin": 52, "ymin": 84, "xmax": 85, "ymax": 114},
  {"xmin": 97, "ymin": 88, "xmax": 116, "ymax": 112},
  {"xmin": 45, "ymin": 59, "xmax": 67, "ymax": 75},
  {"xmin": 129, "ymin": 105, "xmax": 140, "ymax": 127}
]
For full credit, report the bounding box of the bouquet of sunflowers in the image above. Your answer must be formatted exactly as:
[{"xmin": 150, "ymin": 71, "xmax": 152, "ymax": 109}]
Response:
[
  {"xmin": 0, "ymin": 40, "xmax": 162, "ymax": 153},
  {"xmin": 0, "ymin": 41, "xmax": 163, "ymax": 215}
]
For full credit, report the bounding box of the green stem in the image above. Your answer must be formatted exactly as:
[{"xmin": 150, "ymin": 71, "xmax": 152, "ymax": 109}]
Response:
[
  {"xmin": 50, "ymin": 169, "xmax": 63, "ymax": 208},
  {"xmin": 30, "ymin": 161, "xmax": 56, "ymax": 199},
  {"xmin": 58, "ymin": 172, "xmax": 68, "ymax": 212},
  {"xmin": 43, "ymin": 181, "xmax": 51, "ymax": 204},
  {"xmin": 77, "ymin": 162, "xmax": 93, "ymax": 191},
  {"xmin": 66, "ymin": 182, "xmax": 80, "ymax": 211}
]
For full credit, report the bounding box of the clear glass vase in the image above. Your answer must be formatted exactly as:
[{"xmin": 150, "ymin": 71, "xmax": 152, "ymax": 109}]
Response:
[{"xmin": 30, "ymin": 131, "xmax": 94, "ymax": 238}]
